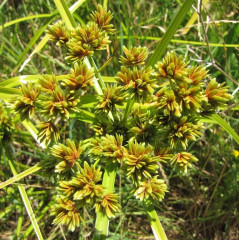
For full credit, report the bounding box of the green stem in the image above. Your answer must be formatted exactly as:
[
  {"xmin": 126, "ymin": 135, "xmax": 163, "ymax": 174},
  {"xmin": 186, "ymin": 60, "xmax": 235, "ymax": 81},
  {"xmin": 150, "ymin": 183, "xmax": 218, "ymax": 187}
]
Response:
[
  {"xmin": 93, "ymin": 161, "xmax": 118, "ymax": 240},
  {"xmin": 88, "ymin": 56, "xmax": 106, "ymax": 91},
  {"xmin": 143, "ymin": 199, "xmax": 168, "ymax": 240},
  {"xmin": 123, "ymin": 98, "xmax": 135, "ymax": 122},
  {"xmin": 0, "ymin": 164, "xmax": 41, "ymax": 189}
]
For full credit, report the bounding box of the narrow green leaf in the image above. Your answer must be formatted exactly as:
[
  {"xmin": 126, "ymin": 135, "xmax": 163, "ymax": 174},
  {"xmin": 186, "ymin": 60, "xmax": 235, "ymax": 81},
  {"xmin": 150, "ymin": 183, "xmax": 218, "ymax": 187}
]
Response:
[
  {"xmin": 6, "ymin": 148, "xmax": 44, "ymax": 240},
  {"xmin": 0, "ymin": 87, "xmax": 21, "ymax": 99},
  {"xmin": 0, "ymin": 14, "xmax": 55, "ymax": 32},
  {"xmin": 119, "ymin": 35, "xmax": 239, "ymax": 48},
  {"xmin": 147, "ymin": 0, "xmax": 195, "ymax": 67},
  {"xmin": 70, "ymin": 109, "xmax": 95, "ymax": 123},
  {"xmin": 209, "ymin": 114, "xmax": 239, "ymax": 145},
  {"xmin": 53, "ymin": 0, "xmax": 77, "ymax": 28},
  {"xmin": 0, "ymin": 74, "xmax": 67, "ymax": 87},
  {"xmin": 0, "ymin": 164, "xmax": 41, "ymax": 189},
  {"xmin": 13, "ymin": 17, "xmax": 55, "ymax": 74},
  {"xmin": 22, "ymin": 120, "xmax": 46, "ymax": 149}
]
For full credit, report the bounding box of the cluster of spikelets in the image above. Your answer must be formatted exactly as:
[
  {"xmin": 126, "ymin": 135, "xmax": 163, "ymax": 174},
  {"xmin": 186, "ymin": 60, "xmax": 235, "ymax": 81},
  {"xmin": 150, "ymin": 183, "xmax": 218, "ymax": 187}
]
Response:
[
  {"xmin": 11, "ymin": 4, "xmax": 114, "ymax": 145},
  {"xmin": 47, "ymin": 4, "xmax": 114, "ymax": 62},
  {"xmin": 7, "ymin": 4, "xmax": 233, "ymax": 233},
  {"xmin": 49, "ymin": 49, "xmax": 231, "ymax": 231},
  {"xmin": 49, "ymin": 134, "xmax": 169, "ymax": 231},
  {"xmin": 12, "ymin": 62, "xmax": 95, "ymax": 145}
]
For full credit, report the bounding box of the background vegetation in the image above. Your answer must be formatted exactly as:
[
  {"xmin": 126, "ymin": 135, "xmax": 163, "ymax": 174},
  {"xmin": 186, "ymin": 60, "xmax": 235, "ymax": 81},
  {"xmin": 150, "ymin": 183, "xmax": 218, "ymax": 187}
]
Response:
[{"xmin": 0, "ymin": 0, "xmax": 239, "ymax": 239}]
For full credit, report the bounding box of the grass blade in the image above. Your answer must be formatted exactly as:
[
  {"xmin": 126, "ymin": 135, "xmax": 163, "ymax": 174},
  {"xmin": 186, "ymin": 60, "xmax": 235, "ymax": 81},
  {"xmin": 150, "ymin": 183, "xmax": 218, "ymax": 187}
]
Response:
[
  {"xmin": 5, "ymin": 148, "xmax": 44, "ymax": 240},
  {"xmin": 119, "ymin": 35, "xmax": 239, "ymax": 48},
  {"xmin": 13, "ymin": 17, "xmax": 55, "ymax": 74},
  {"xmin": 209, "ymin": 113, "xmax": 239, "ymax": 145},
  {"xmin": 53, "ymin": 0, "xmax": 77, "ymax": 28},
  {"xmin": 0, "ymin": 164, "xmax": 41, "ymax": 189},
  {"xmin": 0, "ymin": 87, "xmax": 21, "ymax": 99},
  {"xmin": 0, "ymin": 14, "xmax": 55, "ymax": 32},
  {"xmin": 147, "ymin": 0, "xmax": 195, "ymax": 67},
  {"xmin": 22, "ymin": 120, "xmax": 46, "ymax": 149}
]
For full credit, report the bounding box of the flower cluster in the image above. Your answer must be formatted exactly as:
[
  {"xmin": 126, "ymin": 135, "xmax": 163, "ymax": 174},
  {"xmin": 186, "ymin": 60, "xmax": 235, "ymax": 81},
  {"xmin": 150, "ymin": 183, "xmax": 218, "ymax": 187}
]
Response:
[
  {"xmin": 51, "ymin": 161, "xmax": 121, "ymax": 230},
  {"xmin": 47, "ymin": 4, "xmax": 114, "ymax": 62},
  {"xmin": 10, "ymin": 3, "xmax": 232, "ymax": 233}
]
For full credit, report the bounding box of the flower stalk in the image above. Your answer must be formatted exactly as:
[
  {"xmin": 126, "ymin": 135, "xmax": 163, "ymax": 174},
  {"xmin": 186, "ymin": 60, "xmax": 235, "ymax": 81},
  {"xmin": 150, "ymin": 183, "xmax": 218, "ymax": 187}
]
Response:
[
  {"xmin": 143, "ymin": 199, "xmax": 168, "ymax": 240},
  {"xmin": 93, "ymin": 161, "xmax": 118, "ymax": 240}
]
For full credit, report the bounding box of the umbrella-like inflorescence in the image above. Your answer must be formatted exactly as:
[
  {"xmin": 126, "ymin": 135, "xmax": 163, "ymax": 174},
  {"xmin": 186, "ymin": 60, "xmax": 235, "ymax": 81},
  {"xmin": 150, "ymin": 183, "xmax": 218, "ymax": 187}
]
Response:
[{"xmin": 9, "ymin": 4, "xmax": 232, "ymax": 232}]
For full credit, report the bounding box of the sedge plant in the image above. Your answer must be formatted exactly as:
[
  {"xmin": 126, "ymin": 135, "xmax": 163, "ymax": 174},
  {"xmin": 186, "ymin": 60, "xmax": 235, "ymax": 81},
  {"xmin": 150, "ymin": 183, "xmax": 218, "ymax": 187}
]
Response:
[{"xmin": 0, "ymin": 2, "xmax": 235, "ymax": 240}]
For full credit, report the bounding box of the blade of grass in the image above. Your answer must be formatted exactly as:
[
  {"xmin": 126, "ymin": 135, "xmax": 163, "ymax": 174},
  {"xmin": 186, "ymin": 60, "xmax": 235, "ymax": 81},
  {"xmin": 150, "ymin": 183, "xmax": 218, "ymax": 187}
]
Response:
[
  {"xmin": 0, "ymin": 87, "xmax": 21, "ymax": 99},
  {"xmin": 13, "ymin": 17, "xmax": 55, "ymax": 74},
  {"xmin": 53, "ymin": 0, "xmax": 77, "ymax": 28},
  {"xmin": 22, "ymin": 120, "xmax": 46, "ymax": 149},
  {"xmin": 119, "ymin": 35, "xmax": 239, "ymax": 48},
  {"xmin": 0, "ymin": 164, "xmax": 41, "ymax": 189},
  {"xmin": 5, "ymin": 147, "xmax": 44, "ymax": 240},
  {"xmin": 0, "ymin": 75, "xmax": 115, "ymax": 88},
  {"xmin": 0, "ymin": 14, "xmax": 56, "ymax": 32},
  {"xmin": 180, "ymin": 0, "xmax": 209, "ymax": 34},
  {"xmin": 16, "ymin": 208, "xmax": 23, "ymax": 238},
  {"xmin": 209, "ymin": 114, "xmax": 239, "ymax": 145},
  {"xmin": 146, "ymin": 0, "xmax": 195, "ymax": 67},
  {"xmin": 0, "ymin": 0, "xmax": 7, "ymax": 9}
]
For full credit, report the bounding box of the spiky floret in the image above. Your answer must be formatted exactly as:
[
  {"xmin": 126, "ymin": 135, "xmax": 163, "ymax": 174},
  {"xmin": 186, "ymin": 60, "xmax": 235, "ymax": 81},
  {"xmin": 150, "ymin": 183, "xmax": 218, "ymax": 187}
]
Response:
[
  {"xmin": 101, "ymin": 134, "xmax": 125, "ymax": 162},
  {"xmin": 71, "ymin": 22, "xmax": 110, "ymax": 51},
  {"xmin": 51, "ymin": 139, "xmax": 84, "ymax": 173},
  {"xmin": 115, "ymin": 66, "xmax": 157, "ymax": 102},
  {"xmin": 90, "ymin": 4, "xmax": 115, "ymax": 34},
  {"xmin": 155, "ymin": 51, "xmax": 190, "ymax": 85},
  {"xmin": 51, "ymin": 197, "xmax": 82, "ymax": 231},
  {"xmin": 134, "ymin": 176, "xmax": 168, "ymax": 201},
  {"xmin": 119, "ymin": 46, "xmax": 148, "ymax": 66},
  {"xmin": 205, "ymin": 79, "xmax": 232, "ymax": 108},
  {"xmin": 37, "ymin": 121, "xmax": 59, "ymax": 145},
  {"xmin": 47, "ymin": 21, "xmax": 70, "ymax": 46},
  {"xmin": 187, "ymin": 65, "xmax": 208, "ymax": 86},
  {"xmin": 171, "ymin": 152, "xmax": 198, "ymax": 172},
  {"xmin": 124, "ymin": 140, "xmax": 159, "ymax": 183},
  {"xmin": 168, "ymin": 117, "xmax": 203, "ymax": 149},
  {"xmin": 57, "ymin": 181, "xmax": 75, "ymax": 198},
  {"xmin": 14, "ymin": 84, "xmax": 40, "ymax": 120},
  {"xmin": 70, "ymin": 162, "xmax": 103, "ymax": 204},
  {"xmin": 129, "ymin": 106, "xmax": 157, "ymax": 143},
  {"xmin": 66, "ymin": 41, "xmax": 94, "ymax": 62},
  {"xmin": 62, "ymin": 63, "xmax": 94, "ymax": 92},
  {"xmin": 177, "ymin": 85, "xmax": 204, "ymax": 112},
  {"xmin": 96, "ymin": 85, "xmax": 125, "ymax": 113},
  {"xmin": 155, "ymin": 88, "xmax": 181, "ymax": 117},
  {"xmin": 95, "ymin": 193, "xmax": 121, "ymax": 218},
  {"xmin": 154, "ymin": 147, "xmax": 172, "ymax": 162},
  {"xmin": 90, "ymin": 134, "xmax": 125, "ymax": 163},
  {"xmin": 38, "ymin": 74, "xmax": 58, "ymax": 93},
  {"xmin": 43, "ymin": 87, "xmax": 80, "ymax": 119}
]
